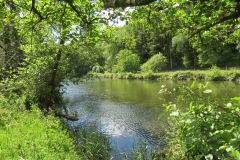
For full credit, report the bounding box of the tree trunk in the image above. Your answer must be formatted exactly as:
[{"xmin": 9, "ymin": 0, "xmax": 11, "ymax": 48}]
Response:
[
  {"xmin": 48, "ymin": 39, "xmax": 65, "ymax": 111},
  {"xmin": 193, "ymin": 51, "xmax": 196, "ymax": 70},
  {"xmin": 169, "ymin": 51, "xmax": 173, "ymax": 70}
]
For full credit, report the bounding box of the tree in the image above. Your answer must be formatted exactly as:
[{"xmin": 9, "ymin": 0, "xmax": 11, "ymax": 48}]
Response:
[
  {"xmin": 0, "ymin": 0, "xmax": 105, "ymax": 112},
  {"xmin": 141, "ymin": 53, "xmax": 167, "ymax": 72},
  {"xmin": 0, "ymin": 0, "xmax": 24, "ymax": 78},
  {"xmin": 1, "ymin": 0, "xmax": 240, "ymax": 112},
  {"xmin": 115, "ymin": 49, "xmax": 140, "ymax": 72},
  {"xmin": 172, "ymin": 34, "xmax": 196, "ymax": 68}
]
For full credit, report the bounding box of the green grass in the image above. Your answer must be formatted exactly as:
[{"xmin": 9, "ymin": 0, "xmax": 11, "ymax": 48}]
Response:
[
  {"xmin": 74, "ymin": 128, "xmax": 111, "ymax": 160},
  {"xmin": 0, "ymin": 104, "xmax": 80, "ymax": 159},
  {"xmin": 0, "ymin": 94, "xmax": 110, "ymax": 160},
  {"xmin": 89, "ymin": 69, "xmax": 240, "ymax": 82}
]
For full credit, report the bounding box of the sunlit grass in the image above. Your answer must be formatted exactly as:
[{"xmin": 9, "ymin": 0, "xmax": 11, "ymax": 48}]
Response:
[
  {"xmin": 0, "ymin": 107, "xmax": 80, "ymax": 159},
  {"xmin": 0, "ymin": 95, "xmax": 110, "ymax": 160}
]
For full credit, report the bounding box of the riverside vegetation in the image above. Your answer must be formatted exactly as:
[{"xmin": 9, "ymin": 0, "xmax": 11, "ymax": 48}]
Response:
[
  {"xmin": 0, "ymin": 0, "xmax": 240, "ymax": 159},
  {"xmin": 131, "ymin": 82, "xmax": 240, "ymax": 160},
  {"xmin": 164, "ymin": 83, "xmax": 240, "ymax": 160},
  {"xmin": 89, "ymin": 67, "xmax": 240, "ymax": 82},
  {"xmin": 0, "ymin": 83, "xmax": 111, "ymax": 159}
]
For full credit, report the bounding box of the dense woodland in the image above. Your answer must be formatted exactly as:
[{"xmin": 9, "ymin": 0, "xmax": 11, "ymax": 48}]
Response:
[
  {"xmin": 97, "ymin": 1, "xmax": 240, "ymax": 73},
  {"xmin": 0, "ymin": 0, "xmax": 240, "ymax": 159}
]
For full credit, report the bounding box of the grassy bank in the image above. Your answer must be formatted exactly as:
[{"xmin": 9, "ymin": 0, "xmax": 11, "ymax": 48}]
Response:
[
  {"xmin": 89, "ymin": 69, "xmax": 240, "ymax": 82},
  {"xmin": 0, "ymin": 102, "xmax": 80, "ymax": 159},
  {"xmin": 0, "ymin": 94, "xmax": 110, "ymax": 160}
]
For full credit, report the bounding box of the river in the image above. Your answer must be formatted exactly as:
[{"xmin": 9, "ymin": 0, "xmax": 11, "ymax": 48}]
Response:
[{"xmin": 63, "ymin": 79, "xmax": 240, "ymax": 159}]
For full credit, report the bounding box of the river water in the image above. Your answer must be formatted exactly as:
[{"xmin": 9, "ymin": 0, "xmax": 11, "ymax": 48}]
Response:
[{"xmin": 63, "ymin": 80, "xmax": 240, "ymax": 159}]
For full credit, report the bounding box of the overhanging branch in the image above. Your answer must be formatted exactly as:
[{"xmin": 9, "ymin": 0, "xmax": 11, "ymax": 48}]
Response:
[
  {"xmin": 31, "ymin": 0, "xmax": 44, "ymax": 20},
  {"xmin": 190, "ymin": 6, "xmax": 240, "ymax": 38},
  {"xmin": 62, "ymin": 0, "xmax": 82, "ymax": 17},
  {"xmin": 103, "ymin": 0, "xmax": 156, "ymax": 8}
]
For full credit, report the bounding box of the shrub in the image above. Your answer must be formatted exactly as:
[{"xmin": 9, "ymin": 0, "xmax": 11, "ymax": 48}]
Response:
[
  {"xmin": 141, "ymin": 53, "xmax": 167, "ymax": 72},
  {"xmin": 163, "ymin": 82, "xmax": 240, "ymax": 159},
  {"xmin": 116, "ymin": 49, "xmax": 140, "ymax": 73},
  {"xmin": 210, "ymin": 65, "xmax": 226, "ymax": 81},
  {"xmin": 92, "ymin": 64, "xmax": 104, "ymax": 73},
  {"xmin": 172, "ymin": 71, "xmax": 194, "ymax": 81}
]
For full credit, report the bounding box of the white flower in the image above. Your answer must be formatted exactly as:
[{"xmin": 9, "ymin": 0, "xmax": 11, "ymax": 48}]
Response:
[
  {"xmin": 210, "ymin": 124, "xmax": 215, "ymax": 130},
  {"xmin": 226, "ymin": 103, "xmax": 232, "ymax": 107},
  {"xmin": 226, "ymin": 146, "xmax": 233, "ymax": 152},
  {"xmin": 158, "ymin": 89, "xmax": 164, "ymax": 94},
  {"xmin": 203, "ymin": 89, "xmax": 212, "ymax": 94},
  {"xmin": 170, "ymin": 111, "xmax": 179, "ymax": 117},
  {"xmin": 161, "ymin": 85, "xmax": 165, "ymax": 88},
  {"xmin": 173, "ymin": 3, "xmax": 180, "ymax": 7},
  {"xmin": 205, "ymin": 154, "xmax": 213, "ymax": 160}
]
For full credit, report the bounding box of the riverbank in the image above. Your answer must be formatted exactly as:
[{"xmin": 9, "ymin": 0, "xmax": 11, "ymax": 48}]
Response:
[
  {"xmin": 88, "ymin": 69, "xmax": 240, "ymax": 82},
  {"xmin": 0, "ymin": 94, "xmax": 110, "ymax": 159},
  {"xmin": 0, "ymin": 102, "xmax": 79, "ymax": 159}
]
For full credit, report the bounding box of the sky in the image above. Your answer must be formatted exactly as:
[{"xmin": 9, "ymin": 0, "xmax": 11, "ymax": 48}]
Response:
[{"xmin": 100, "ymin": 7, "xmax": 135, "ymax": 27}]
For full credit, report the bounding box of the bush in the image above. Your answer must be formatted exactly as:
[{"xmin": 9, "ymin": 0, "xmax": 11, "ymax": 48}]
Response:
[
  {"xmin": 116, "ymin": 49, "xmax": 140, "ymax": 73},
  {"xmin": 141, "ymin": 53, "xmax": 167, "ymax": 72},
  {"xmin": 92, "ymin": 64, "xmax": 104, "ymax": 73},
  {"xmin": 172, "ymin": 71, "xmax": 194, "ymax": 81},
  {"xmin": 163, "ymin": 82, "xmax": 240, "ymax": 159},
  {"xmin": 210, "ymin": 65, "xmax": 226, "ymax": 81}
]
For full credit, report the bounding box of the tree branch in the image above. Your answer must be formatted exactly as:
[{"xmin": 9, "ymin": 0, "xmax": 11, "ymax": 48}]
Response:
[
  {"xmin": 189, "ymin": 11, "xmax": 240, "ymax": 38},
  {"xmin": 0, "ymin": 43, "xmax": 7, "ymax": 53},
  {"xmin": 103, "ymin": 0, "xmax": 156, "ymax": 8},
  {"xmin": 31, "ymin": 0, "xmax": 44, "ymax": 20},
  {"xmin": 62, "ymin": 0, "xmax": 82, "ymax": 17}
]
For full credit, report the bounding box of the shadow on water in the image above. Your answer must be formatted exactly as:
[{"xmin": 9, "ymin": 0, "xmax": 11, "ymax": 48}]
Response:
[{"xmin": 63, "ymin": 79, "xmax": 240, "ymax": 159}]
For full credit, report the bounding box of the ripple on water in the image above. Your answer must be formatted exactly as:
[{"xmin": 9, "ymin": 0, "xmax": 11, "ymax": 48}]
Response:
[{"xmin": 64, "ymin": 80, "xmax": 240, "ymax": 158}]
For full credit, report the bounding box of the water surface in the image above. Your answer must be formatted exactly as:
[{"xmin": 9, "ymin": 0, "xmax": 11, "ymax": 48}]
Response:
[{"xmin": 63, "ymin": 80, "xmax": 240, "ymax": 159}]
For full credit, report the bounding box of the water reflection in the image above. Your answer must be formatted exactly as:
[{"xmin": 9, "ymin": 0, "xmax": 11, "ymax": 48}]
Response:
[{"xmin": 63, "ymin": 80, "xmax": 240, "ymax": 159}]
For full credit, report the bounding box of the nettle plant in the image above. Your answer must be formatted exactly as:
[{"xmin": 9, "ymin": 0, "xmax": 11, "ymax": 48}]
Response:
[{"xmin": 160, "ymin": 82, "xmax": 240, "ymax": 160}]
